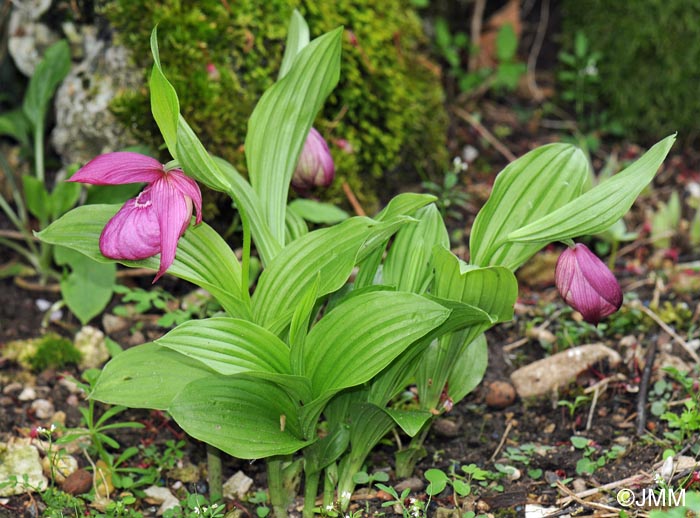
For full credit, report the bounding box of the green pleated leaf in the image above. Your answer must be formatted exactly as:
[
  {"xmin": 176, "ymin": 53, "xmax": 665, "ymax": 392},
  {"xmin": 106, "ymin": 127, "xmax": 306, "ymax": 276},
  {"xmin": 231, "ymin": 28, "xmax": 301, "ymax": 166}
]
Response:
[
  {"xmin": 433, "ymin": 247, "xmax": 517, "ymax": 321},
  {"xmin": 288, "ymin": 199, "xmax": 349, "ymax": 225},
  {"xmin": 303, "ymin": 423, "xmax": 350, "ymax": 475},
  {"xmin": 149, "ymin": 28, "xmax": 179, "ymax": 157},
  {"xmin": 285, "ymin": 206, "xmax": 309, "ymax": 243},
  {"xmin": 176, "ymin": 115, "xmax": 229, "ymax": 192},
  {"xmin": 447, "ymin": 333, "xmax": 488, "ymax": 404},
  {"xmin": 252, "ymin": 216, "xmax": 412, "ymax": 334},
  {"xmin": 383, "ymin": 204, "xmax": 448, "ymax": 293},
  {"xmin": 375, "ymin": 193, "xmax": 438, "ymax": 221},
  {"xmin": 303, "ymin": 291, "xmax": 450, "ymax": 397},
  {"xmin": 278, "ymin": 10, "xmax": 310, "ymax": 80},
  {"xmin": 246, "ymin": 27, "xmax": 342, "ymax": 247},
  {"xmin": 416, "ymin": 248, "xmax": 517, "ymax": 410},
  {"xmin": 213, "ymin": 156, "xmax": 282, "ymax": 265},
  {"xmin": 91, "ymin": 343, "xmax": 215, "ymax": 410},
  {"xmin": 508, "ymin": 134, "xmax": 676, "ymax": 244},
  {"xmin": 470, "ymin": 143, "xmax": 590, "ymax": 270},
  {"xmin": 169, "ymin": 375, "xmax": 311, "ymax": 459},
  {"xmin": 384, "ymin": 409, "xmax": 433, "ymax": 437},
  {"xmin": 36, "ymin": 204, "xmax": 244, "ymax": 317},
  {"xmin": 156, "ymin": 317, "xmax": 290, "ymax": 376},
  {"xmin": 354, "ymin": 193, "xmax": 437, "ymax": 289}
]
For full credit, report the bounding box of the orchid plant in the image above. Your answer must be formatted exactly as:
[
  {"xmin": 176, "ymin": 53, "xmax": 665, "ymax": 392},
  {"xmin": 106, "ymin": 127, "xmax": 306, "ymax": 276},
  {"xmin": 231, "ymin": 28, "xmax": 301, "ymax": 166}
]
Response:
[{"xmin": 38, "ymin": 11, "xmax": 674, "ymax": 518}]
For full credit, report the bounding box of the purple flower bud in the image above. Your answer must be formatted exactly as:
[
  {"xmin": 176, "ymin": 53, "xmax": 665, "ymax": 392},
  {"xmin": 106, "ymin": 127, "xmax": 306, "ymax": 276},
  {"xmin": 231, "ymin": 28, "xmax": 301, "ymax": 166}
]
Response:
[
  {"xmin": 292, "ymin": 127, "xmax": 335, "ymax": 193},
  {"xmin": 555, "ymin": 243, "xmax": 623, "ymax": 325}
]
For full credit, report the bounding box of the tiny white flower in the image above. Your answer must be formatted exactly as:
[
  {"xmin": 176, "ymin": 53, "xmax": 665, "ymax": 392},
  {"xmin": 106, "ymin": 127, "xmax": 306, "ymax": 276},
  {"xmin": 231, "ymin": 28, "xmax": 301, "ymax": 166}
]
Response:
[
  {"xmin": 326, "ymin": 505, "xmax": 335, "ymax": 511},
  {"xmin": 36, "ymin": 426, "xmax": 46, "ymax": 433},
  {"xmin": 49, "ymin": 423, "xmax": 56, "ymax": 432},
  {"xmin": 341, "ymin": 491, "xmax": 351, "ymax": 500}
]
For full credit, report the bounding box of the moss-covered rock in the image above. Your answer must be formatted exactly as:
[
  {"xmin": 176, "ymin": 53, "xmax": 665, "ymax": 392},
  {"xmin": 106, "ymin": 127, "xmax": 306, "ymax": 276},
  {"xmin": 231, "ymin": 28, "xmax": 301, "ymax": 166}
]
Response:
[
  {"xmin": 561, "ymin": 0, "xmax": 700, "ymax": 142},
  {"xmin": 101, "ymin": 0, "xmax": 448, "ymax": 208}
]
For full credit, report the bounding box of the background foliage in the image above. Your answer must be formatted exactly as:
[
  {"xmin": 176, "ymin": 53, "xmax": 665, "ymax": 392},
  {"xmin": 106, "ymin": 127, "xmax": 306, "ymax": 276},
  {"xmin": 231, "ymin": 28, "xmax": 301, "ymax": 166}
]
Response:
[
  {"xmin": 102, "ymin": 0, "xmax": 449, "ymax": 208},
  {"xmin": 561, "ymin": 0, "xmax": 700, "ymax": 142}
]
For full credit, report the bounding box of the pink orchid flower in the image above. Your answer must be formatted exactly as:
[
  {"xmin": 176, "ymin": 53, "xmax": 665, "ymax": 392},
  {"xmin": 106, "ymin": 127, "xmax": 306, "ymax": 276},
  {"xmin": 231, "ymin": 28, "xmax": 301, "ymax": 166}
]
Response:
[
  {"xmin": 555, "ymin": 243, "xmax": 623, "ymax": 325},
  {"xmin": 291, "ymin": 127, "xmax": 335, "ymax": 194},
  {"xmin": 70, "ymin": 152, "xmax": 202, "ymax": 281}
]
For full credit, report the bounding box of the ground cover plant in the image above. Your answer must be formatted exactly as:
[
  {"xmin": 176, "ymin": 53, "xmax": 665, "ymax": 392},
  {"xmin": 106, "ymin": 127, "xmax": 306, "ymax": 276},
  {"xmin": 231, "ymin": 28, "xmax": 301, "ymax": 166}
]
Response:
[
  {"xmin": 30, "ymin": 9, "xmax": 684, "ymax": 517},
  {"xmin": 2, "ymin": 3, "xmax": 700, "ymax": 518}
]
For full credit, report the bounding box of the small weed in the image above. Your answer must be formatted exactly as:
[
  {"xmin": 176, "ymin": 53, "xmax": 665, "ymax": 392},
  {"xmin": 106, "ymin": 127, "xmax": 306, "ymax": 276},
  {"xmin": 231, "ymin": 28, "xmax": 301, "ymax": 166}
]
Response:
[
  {"xmin": 248, "ymin": 490, "xmax": 271, "ymax": 518},
  {"xmin": 375, "ymin": 482, "xmax": 427, "ymax": 518},
  {"xmin": 570, "ymin": 436, "xmax": 625, "ymax": 475},
  {"xmin": 163, "ymin": 493, "xmax": 225, "ymax": 518}
]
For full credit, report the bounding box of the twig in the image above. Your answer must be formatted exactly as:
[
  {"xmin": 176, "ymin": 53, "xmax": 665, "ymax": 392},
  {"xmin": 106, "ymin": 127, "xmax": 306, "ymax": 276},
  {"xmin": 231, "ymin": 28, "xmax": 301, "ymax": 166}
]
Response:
[
  {"xmin": 585, "ymin": 384, "xmax": 599, "ymax": 432},
  {"xmin": 342, "ymin": 181, "xmax": 366, "ymax": 217},
  {"xmin": 554, "ymin": 480, "xmax": 625, "ymax": 513},
  {"xmin": 0, "ymin": 229, "xmax": 38, "ymax": 241},
  {"xmin": 468, "ymin": 0, "xmax": 486, "ymax": 72},
  {"xmin": 488, "ymin": 419, "xmax": 514, "ymax": 462},
  {"xmin": 526, "ymin": 0, "xmax": 549, "ymax": 101},
  {"xmin": 502, "ymin": 337, "xmax": 529, "ymax": 352},
  {"xmin": 636, "ymin": 340, "xmax": 658, "ymax": 436},
  {"xmin": 633, "ymin": 301, "xmax": 700, "ymax": 364},
  {"xmin": 116, "ymin": 268, "xmax": 155, "ymax": 278},
  {"xmin": 616, "ymin": 230, "xmax": 675, "ymax": 258},
  {"xmin": 14, "ymin": 276, "xmax": 61, "ymax": 293},
  {"xmin": 556, "ymin": 472, "xmax": 652, "ymax": 505},
  {"xmin": 454, "ymin": 108, "xmax": 517, "ymax": 162}
]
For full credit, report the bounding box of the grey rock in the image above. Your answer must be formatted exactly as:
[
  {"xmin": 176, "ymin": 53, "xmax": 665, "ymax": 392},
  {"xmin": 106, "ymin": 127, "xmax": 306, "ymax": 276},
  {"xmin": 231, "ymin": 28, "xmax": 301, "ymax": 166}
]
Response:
[
  {"xmin": 0, "ymin": 443, "xmax": 48, "ymax": 496},
  {"xmin": 51, "ymin": 27, "xmax": 140, "ymax": 167},
  {"xmin": 8, "ymin": 0, "xmax": 57, "ymax": 76}
]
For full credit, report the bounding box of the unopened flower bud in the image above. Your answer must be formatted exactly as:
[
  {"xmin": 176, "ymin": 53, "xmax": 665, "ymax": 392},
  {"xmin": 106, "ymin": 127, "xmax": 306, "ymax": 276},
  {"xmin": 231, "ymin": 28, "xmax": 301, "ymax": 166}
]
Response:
[
  {"xmin": 555, "ymin": 243, "xmax": 623, "ymax": 325},
  {"xmin": 292, "ymin": 128, "xmax": 335, "ymax": 193}
]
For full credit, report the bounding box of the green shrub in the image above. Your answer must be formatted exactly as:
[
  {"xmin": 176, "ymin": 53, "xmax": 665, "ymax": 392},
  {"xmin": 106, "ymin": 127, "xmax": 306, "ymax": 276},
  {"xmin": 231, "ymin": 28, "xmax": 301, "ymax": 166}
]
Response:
[
  {"xmin": 102, "ymin": 0, "xmax": 448, "ymax": 208},
  {"xmin": 561, "ymin": 0, "xmax": 700, "ymax": 142}
]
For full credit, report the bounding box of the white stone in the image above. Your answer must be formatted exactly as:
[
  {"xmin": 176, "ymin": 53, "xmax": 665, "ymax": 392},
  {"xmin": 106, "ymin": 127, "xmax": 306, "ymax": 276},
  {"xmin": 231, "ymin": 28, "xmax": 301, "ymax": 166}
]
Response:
[
  {"xmin": 0, "ymin": 443, "xmax": 48, "ymax": 496},
  {"xmin": 223, "ymin": 470, "xmax": 254, "ymax": 500},
  {"xmin": 31, "ymin": 399, "xmax": 54, "ymax": 419},
  {"xmin": 74, "ymin": 326, "xmax": 109, "ymax": 370},
  {"xmin": 18, "ymin": 387, "xmax": 37, "ymax": 401},
  {"xmin": 144, "ymin": 485, "xmax": 180, "ymax": 515}
]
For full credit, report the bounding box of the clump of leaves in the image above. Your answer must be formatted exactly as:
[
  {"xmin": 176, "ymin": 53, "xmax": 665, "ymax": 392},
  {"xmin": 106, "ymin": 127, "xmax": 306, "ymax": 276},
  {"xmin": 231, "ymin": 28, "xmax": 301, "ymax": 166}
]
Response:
[{"xmin": 27, "ymin": 333, "xmax": 82, "ymax": 372}]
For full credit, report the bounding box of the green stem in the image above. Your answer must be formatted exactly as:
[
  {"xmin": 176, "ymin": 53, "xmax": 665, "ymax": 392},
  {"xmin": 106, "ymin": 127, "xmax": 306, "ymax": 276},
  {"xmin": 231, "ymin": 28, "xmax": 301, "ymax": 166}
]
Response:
[
  {"xmin": 394, "ymin": 425, "xmax": 431, "ymax": 479},
  {"xmin": 607, "ymin": 239, "xmax": 619, "ymax": 271},
  {"xmin": 206, "ymin": 444, "xmax": 223, "ymax": 503},
  {"xmin": 302, "ymin": 470, "xmax": 320, "ymax": 518},
  {"xmin": 267, "ymin": 457, "xmax": 289, "ymax": 518},
  {"xmin": 322, "ymin": 463, "xmax": 338, "ymax": 511},
  {"xmin": 34, "ymin": 121, "xmax": 45, "ymax": 183},
  {"xmin": 0, "ymin": 152, "xmax": 28, "ymax": 224}
]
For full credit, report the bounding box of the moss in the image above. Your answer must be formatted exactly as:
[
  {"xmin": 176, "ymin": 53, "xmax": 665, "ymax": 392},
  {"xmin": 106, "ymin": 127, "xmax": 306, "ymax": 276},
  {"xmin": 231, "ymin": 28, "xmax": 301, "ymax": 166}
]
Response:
[
  {"xmin": 28, "ymin": 333, "xmax": 82, "ymax": 372},
  {"xmin": 101, "ymin": 0, "xmax": 448, "ymax": 209},
  {"xmin": 561, "ymin": 0, "xmax": 700, "ymax": 142}
]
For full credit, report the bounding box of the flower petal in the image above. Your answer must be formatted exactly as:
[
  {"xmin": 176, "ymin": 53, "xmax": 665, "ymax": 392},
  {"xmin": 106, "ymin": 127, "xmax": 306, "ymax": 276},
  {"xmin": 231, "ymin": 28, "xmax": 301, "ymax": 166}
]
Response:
[
  {"xmin": 99, "ymin": 189, "xmax": 161, "ymax": 261},
  {"xmin": 70, "ymin": 152, "xmax": 165, "ymax": 185},
  {"xmin": 167, "ymin": 169, "xmax": 203, "ymax": 224},
  {"xmin": 150, "ymin": 176, "xmax": 193, "ymax": 281}
]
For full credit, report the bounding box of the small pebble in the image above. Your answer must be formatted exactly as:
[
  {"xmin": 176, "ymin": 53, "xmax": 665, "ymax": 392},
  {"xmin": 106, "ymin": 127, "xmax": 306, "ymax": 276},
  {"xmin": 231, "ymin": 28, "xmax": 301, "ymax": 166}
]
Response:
[
  {"xmin": 433, "ymin": 418, "xmax": 462, "ymax": 437},
  {"xmin": 31, "ymin": 399, "xmax": 54, "ymax": 419},
  {"xmin": 394, "ymin": 477, "xmax": 424, "ymax": 492},
  {"xmin": 484, "ymin": 380, "xmax": 516, "ymax": 409},
  {"xmin": 61, "ymin": 469, "xmax": 92, "ymax": 495},
  {"xmin": 18, "ymin": 387, "xmax": 37, "ymax": 401}
]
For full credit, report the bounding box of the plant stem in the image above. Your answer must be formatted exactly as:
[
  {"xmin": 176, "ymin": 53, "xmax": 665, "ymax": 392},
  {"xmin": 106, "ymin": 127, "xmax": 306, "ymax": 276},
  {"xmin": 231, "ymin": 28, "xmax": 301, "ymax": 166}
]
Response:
[
  {"xmin": 206, "ymin": 444, "xmax": 223, "ymax": 502},
  {"xmin": 322, "ymin": 463, "xmax": 338, "ymax": 511},
  {"xmin": 267, "ymin": 457, "xmax": 289, "ymax": 518},
  {"xmin": 394, "ymin": 425, "xmax": 431, "ymax": 479},
  {"xmin": 302, "ymin": 470, "xmax": 320, "ymax": 518},
  {"xmin": 34, "ymin": 121, "xmax": 45, "ymax": 183}
]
